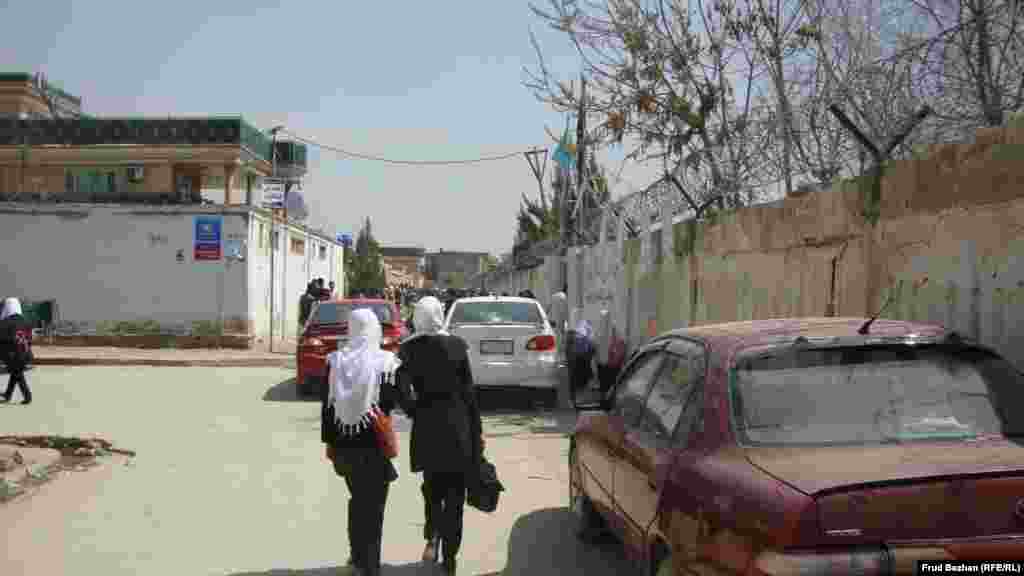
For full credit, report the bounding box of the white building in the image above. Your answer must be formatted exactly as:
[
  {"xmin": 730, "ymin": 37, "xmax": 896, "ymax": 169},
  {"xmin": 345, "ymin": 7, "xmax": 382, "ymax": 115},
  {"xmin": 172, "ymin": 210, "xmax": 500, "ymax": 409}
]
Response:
[{"xmin": 0, "ymin": 202, "xmax": 344, "ymax": 347}]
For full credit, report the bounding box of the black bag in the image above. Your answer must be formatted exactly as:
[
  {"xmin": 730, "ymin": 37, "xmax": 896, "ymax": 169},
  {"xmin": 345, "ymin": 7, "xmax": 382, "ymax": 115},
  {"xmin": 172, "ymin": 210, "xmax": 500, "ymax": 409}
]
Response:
[{"xmin": 467, "ymin": 457, "xmax": 503, "ymax": 513}]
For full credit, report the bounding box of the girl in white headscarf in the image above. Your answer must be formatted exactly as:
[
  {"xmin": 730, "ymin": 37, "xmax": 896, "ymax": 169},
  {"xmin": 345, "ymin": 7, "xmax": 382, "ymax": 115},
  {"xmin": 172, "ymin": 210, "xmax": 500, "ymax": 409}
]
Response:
[
  {"xmin": 321, "ymin": 308, "xmax": 400, "ymax": 576},
  {"xmin": 395, "ymin": 295, "xmax": 483, "ymax": 576},
  {"xmin": 0, "ymin": 297, "xmax": 33, "ymax": 404}
]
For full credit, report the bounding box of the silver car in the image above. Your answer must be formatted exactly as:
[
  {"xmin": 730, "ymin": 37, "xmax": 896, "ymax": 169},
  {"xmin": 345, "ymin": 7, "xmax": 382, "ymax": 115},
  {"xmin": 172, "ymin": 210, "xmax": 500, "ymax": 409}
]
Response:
[{"xmin": 444, "ymin": 296, "xmax": 560, "ymax": 406}]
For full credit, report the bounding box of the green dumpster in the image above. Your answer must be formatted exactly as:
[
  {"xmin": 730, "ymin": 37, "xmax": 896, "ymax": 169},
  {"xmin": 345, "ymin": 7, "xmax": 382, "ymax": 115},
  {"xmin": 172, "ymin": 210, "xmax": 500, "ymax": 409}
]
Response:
[{"xmin": 19, "ymin": 300, "xmax": 55, "ymax": 329}]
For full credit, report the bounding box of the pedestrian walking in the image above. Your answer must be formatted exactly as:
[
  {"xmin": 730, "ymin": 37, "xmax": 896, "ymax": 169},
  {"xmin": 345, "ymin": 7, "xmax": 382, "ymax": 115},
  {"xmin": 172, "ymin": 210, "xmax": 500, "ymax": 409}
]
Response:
[
  {"xmin": 594, "ymin": 309, "xmax": 626, "ymax": 398},
  {"xmin": 396, "ymin": 296, "xmax": 484, "ymax": 576},
  {"xmin": 321, "ymin": 308, "xmax": 401, "ymax": 576},
  {"xmin": 568, "ymin": 308, "xmax": 595, "ymax": 405},
  {"xmin": 299, "ymin": 281, "xmax": 318, "ymax": 335},
  {"xmin": 0, "ymin": 297, "xmax": 33, "ymax": 404}
]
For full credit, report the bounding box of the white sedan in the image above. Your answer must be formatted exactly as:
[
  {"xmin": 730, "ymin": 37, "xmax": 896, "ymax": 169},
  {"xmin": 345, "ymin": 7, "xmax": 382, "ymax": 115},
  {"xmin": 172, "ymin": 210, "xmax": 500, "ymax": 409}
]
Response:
[{"xmin": 444, "ymin": 296, "xmax": 560, "ymax": 406}]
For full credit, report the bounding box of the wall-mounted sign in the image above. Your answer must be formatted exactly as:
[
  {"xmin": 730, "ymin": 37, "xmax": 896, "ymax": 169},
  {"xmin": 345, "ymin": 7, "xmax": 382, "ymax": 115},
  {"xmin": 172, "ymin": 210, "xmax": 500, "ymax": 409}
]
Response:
[
  {"xmin": 226, "ymin": 239, "xmax": 246, "ymax": 262},
  {"xmin": 262, "ymin": 178, "xmax": 285, "ymax": 208},
  {"xmin": 336, "ymin": 232, "xmax": 353, "ymax": 248},
  {"xmin": 193, "ymin": 215, "xmax": 222, "ymax": 261}
]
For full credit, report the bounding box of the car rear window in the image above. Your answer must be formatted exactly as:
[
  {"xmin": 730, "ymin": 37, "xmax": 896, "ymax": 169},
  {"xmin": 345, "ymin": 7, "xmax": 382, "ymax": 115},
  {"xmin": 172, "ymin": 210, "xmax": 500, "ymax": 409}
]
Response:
[
  {"xmin": 311, "ymin": 302, "xmax": 394, "ymax": 326},
  {"xmin": 730, "ymin": 344, "xmax": 1024, "ymax": 446},
  {"xmin": 448, "ymin": 301, "xmax": 543, "ymax": 325}
]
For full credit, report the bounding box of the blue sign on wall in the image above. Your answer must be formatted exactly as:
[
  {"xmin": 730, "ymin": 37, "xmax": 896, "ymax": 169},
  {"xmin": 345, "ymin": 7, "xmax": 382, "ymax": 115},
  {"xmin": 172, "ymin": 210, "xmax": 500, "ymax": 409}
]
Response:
[
  {"xmin": 194, "ymin": 215, "xmax": 223, "ymax": 261},
  {"xmin": 336, "ymin": 232, "xmax": 353, "ymax": 248}
]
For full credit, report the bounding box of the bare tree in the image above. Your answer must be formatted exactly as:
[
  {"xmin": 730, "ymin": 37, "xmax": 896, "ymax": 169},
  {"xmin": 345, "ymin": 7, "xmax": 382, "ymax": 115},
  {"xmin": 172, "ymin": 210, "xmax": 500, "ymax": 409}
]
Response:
[
  {"xmin": 524, "ymin": 0, "xmax": 776, "ymax": 215},
  {"xmin": 905, "ymin": 0, "xmax": 1024, "ymax": 134}
]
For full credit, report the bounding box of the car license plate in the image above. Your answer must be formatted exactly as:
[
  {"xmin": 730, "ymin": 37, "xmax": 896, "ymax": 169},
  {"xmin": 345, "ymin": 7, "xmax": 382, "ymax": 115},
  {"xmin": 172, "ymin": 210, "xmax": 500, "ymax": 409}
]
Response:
[{"xmin": 480, "ymin": 340, "xmax": 513, "ymax": 355}]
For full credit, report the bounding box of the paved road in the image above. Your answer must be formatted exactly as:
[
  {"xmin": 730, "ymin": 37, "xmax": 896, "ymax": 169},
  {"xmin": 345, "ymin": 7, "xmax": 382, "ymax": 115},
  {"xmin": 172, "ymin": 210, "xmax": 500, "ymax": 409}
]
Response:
[{"xmin": 0, "ymin": 366, "xmax": 633, "ymax": 576}]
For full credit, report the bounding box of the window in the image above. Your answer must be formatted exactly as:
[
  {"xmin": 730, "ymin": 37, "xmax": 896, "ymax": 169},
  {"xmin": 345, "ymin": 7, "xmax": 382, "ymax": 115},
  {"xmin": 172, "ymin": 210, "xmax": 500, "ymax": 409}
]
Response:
[
  {"xmin": 311, "ymin": 302, "xmax": 395, "ymax": 326},
  {"xmin": 290, "ymin": 237, "xmax": 305, "ymax": 255},
  {"xmin": 640, "ymin": 343, "xmax": 707, "ymax": 446},
  {"xmin": 448, "ymin": 301, "xmax": 543, "ymax": 325},
  {"xmin": 730, "ymin": 344, "xmax": 1024, "ymax": 446},
  {"xmin": 272, "ymin": 231, "xmax": 280, "ymax": 251},
  {"xmin": 319, "ymin": 244, "xmax": 328, "ymax": 261},
  {"xmin": 613, "ymin": 352, "xmax": 665, "ymax": 426},
  {"xmin": 258, "ymin": 223, "xmax": 265, "ymax": 249}
]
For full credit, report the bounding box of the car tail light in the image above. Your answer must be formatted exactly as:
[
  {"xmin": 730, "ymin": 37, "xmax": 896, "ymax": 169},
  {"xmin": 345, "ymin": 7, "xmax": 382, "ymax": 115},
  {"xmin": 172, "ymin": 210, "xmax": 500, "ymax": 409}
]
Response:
[
  {"xmin": 749, "ymin": 548, "xmax": 891, "ymax": 576},
  {"xmin": 302, "ymin": 337, "xmax": 325, "ymax": 348},
  {"xmin": 526, "ymin": 334, "xmax": 556, "ymax": 351},
  {"xmin": 382, "ymin": 335, "xmax": 398, "ymax": 348}
]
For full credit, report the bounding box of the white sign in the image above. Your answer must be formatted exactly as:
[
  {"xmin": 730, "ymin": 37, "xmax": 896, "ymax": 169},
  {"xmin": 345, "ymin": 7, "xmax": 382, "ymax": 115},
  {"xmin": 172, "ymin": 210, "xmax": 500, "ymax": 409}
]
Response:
[{"xmin": 262, "ymin": 178, "xmax": 285, "ymax": 208}]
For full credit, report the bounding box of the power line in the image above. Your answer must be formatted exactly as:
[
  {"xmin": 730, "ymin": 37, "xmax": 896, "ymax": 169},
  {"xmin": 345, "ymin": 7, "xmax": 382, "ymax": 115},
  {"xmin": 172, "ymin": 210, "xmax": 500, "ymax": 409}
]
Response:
[{"xmin": 280, "ymin": 129, "xmax": 543, "ymax": 166}]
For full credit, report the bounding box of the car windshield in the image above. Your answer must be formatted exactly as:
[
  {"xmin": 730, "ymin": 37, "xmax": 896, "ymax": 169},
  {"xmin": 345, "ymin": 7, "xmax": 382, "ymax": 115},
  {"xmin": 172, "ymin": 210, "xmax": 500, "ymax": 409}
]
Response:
[
  {"xmin": 448, "ymin": 301, "xmax": 543, "ymax": 325},
  {"xmin": 730, "ymin": 344, "xmax": 1024, "ymax": 446},
  {"xmin": 311, "ymin": 302, "xmax": 394, "ymax": 326}
]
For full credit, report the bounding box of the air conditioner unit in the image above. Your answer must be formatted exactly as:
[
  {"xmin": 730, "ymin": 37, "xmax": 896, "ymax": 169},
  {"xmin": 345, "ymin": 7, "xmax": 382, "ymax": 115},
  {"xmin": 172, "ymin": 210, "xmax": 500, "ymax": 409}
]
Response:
[{"xmin": 127, "ymin": 166, "xmax": 145, "ymax": 182}]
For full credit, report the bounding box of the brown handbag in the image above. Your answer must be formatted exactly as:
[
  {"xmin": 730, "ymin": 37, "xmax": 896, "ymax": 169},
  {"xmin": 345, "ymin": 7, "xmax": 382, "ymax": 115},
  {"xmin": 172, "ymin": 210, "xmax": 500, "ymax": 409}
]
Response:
[{"xmin": 371, "ymin": 406, "xmax": 399, "ymax": 459}]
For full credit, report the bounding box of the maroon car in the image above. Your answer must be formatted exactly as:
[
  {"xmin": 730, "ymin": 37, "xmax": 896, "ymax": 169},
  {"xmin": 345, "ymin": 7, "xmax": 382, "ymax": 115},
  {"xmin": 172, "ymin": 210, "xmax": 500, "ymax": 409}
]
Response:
[
  {"xmin": 296, "ymin": 298, "xmax": 406, "ymax": 396},
  {"xmin": 569, "ymin": 318, "xmax": 1024, "ymax": 575}
]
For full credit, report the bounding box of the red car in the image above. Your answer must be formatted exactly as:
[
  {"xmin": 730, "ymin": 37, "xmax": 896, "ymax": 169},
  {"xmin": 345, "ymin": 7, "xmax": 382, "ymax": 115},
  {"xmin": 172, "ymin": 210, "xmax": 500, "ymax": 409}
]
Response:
[
  {"xmin": 295, "ymin": 298, "xmax": 407, "ymax": 396},
  {"xmin": 570, "ymin": 317, "xmax": 1024, "ymax": 575}
]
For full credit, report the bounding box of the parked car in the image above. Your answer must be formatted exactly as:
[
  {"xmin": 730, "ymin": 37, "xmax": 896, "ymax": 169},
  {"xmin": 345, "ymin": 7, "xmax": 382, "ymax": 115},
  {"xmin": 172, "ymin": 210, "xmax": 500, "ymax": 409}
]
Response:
[
  {"xmin": 444, "ymin": 295, "xmax": 559, "ymax": 406},
  {"xmin": 295, "ymin": 298, "xmax": 406, "ymax": 396},
  {"xmin": 569, "ymin": 317, "xmax": 1024, "ymax": 575}
]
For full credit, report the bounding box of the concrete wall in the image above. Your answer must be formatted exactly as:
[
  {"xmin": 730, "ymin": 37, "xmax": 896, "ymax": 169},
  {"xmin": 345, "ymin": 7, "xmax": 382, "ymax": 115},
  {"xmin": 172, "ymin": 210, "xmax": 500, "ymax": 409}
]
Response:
[
  {"xmin": 246, "ymin": 212, "xmax": 344, "ymax": 344},
  {"xmin": 0, "ymin": 203, "xmax": 344, "ymax": 344},
  {"xmin": 483, "ymin": 116, "xmax": 1024, "ymax": 370},
  {"xmin": 0, "ymin": 204, "xmax": 250, "ymax": 334}
]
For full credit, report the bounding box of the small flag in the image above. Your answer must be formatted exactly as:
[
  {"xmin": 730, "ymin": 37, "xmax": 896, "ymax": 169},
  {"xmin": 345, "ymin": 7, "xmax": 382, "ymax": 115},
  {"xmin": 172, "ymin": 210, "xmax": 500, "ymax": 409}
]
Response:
[{"xmin": 552, "ymin": 115, "xmax": 576, "ymax": 169}]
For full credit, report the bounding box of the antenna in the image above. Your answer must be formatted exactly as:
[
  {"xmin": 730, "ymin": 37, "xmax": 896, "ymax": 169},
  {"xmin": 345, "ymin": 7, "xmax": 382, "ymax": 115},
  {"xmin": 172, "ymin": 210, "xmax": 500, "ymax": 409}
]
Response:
[{"xmin": 858, "ymin": 280, "xmax": 903, "ymax": 335}]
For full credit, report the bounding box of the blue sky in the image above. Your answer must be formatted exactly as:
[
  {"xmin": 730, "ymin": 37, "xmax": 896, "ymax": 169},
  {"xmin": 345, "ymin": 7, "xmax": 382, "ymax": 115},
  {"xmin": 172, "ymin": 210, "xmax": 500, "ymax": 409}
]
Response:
[{"xmin": 2, "ymin": 0, "xmax": 656, "ymax": 255}]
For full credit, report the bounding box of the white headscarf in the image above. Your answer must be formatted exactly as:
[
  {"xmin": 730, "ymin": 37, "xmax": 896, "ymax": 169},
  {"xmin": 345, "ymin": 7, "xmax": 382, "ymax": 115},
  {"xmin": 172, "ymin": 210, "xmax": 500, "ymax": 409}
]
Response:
[
  {"xmin": 327, "ymin": 308, "xmax": 399, "ymax": 436},
  {"xmin": 1, "ymin": 298, "xmax": 22, "ymax": 321},
  {"xmin": 403, "ymin": 296, "xmax": 448, "ymax": 343},
  {"xmin": 571, "ymin": 307, "xmax": 594, "ymax": 341}
]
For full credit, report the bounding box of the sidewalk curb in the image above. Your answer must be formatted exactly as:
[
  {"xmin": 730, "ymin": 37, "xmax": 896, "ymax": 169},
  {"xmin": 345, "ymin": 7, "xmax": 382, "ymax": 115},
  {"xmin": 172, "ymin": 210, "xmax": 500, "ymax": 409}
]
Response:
[{"xmin": 31, "ymin": 358, "xmax": 294, "ymax": 368}]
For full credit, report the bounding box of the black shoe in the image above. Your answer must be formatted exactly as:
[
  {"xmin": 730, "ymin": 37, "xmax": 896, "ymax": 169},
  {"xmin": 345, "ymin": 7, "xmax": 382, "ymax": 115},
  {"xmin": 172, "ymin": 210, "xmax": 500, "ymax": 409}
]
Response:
[
  {"xmin": 20, "ymin": 399, "xmax": 31, "ymax": 405},
  {"xmin": 443, "ymin": 556, "xmax": 457, "ymax": 576}
]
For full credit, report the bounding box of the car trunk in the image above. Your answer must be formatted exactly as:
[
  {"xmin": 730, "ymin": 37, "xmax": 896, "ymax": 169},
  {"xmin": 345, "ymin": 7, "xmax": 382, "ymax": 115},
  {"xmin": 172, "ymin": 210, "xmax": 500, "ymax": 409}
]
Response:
[
  {"xmin": 448, "ymin": 323, "xmax": 553, "ymax": 386},
  {"xmin": 745, "ymin": 440, "xmax": 1024, "ymax": 541}
]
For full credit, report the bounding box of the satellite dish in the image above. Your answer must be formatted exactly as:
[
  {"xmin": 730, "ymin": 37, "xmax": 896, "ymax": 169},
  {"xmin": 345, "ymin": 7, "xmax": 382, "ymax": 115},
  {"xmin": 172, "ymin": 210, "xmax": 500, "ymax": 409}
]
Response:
[{"xmin": 286, "ymin": 189, "xmax": 308, "ymax": 221}]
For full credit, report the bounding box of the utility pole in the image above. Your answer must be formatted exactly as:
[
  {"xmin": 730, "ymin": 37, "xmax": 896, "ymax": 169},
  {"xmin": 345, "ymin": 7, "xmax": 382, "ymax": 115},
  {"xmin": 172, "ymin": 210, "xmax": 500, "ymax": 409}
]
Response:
[
  {"xmin": 576, "ymin": 75, "xmax": 587, "ymax": 246},
  {"xmin": 268, "ymin": 126, "xmax": 281, "ymax": 353}
]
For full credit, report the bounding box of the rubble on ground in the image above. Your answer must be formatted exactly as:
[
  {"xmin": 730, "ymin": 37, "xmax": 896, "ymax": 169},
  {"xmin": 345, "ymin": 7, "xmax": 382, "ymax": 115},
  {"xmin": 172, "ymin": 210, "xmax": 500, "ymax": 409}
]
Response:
[
  {"xmin": 0, "ymin": 435, "xmax": 135, "ymax": 457},
  {"xmin": 0, "ymin": 435, "xmax": 135, "ymax": 504}
]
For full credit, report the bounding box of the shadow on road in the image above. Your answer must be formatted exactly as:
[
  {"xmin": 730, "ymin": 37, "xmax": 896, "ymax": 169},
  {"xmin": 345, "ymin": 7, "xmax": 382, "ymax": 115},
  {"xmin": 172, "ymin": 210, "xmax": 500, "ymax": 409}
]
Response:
[
  {"xmin": 223, "ymin": 508, "xmax": 631, "ymax": 576},
  {"xmin": 494, "ymin": 507, "xmax": 632, "ymax": 575},
  {"xmin": 263, "ymin": 379, "xmax": 318, "ymax": 403},
  {"xmin": 225, "ymin": 564, "xmax": 431, "ymax": 576}
]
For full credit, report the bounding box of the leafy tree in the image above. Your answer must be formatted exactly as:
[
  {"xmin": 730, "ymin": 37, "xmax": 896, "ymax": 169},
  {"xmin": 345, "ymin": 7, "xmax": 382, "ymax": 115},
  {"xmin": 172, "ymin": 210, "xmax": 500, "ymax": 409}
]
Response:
[{"xmin": 345, "ymin": 217, "xmax": 386, "ymax": 295}]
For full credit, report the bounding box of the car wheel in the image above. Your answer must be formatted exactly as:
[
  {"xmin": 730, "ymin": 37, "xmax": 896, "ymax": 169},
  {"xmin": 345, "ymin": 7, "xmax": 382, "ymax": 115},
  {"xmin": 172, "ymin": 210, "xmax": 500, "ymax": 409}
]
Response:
[{"xmin": 569, "ymin": 444, "xmax": 602, "ymax": 539}]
